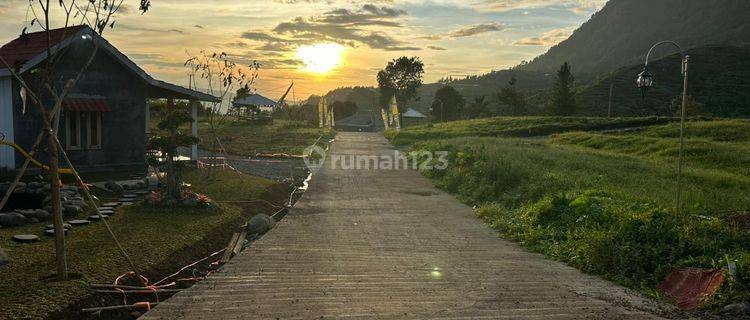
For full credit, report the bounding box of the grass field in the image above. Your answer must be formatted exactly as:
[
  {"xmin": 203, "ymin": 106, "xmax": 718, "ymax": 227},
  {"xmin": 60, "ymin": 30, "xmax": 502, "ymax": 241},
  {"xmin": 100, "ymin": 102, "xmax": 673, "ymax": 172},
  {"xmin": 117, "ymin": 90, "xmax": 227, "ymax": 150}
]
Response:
[
  {"xmin": 197, "ymin": 119, "xmax": 333, "ymax": 156},
  {"xmin": 386, "ymin": 116, "xmax": 676, "ymax": 146},
  {"xmin": 0, "ymin": 169, "xmax": 277, "ymax": 319},
  {"xmin": 391, "ymin": 117, "xmax": 750, "ymax": 308}
]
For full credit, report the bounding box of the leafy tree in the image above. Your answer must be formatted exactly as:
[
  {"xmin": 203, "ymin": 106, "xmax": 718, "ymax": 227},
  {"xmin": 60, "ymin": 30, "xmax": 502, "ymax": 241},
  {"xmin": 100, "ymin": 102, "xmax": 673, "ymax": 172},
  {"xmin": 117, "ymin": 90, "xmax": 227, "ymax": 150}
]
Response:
[
  {"xmin": 549, "ymin": 62, "xmax": 576, "ymax": 116},
  {"xmin": 377, "ymin": 56, "xmax": 424, "ymax": 110},
  {"xmin": 496, "ymin": 77, "xmax": 528, "ymax": 116},
  {"xmin": 431, "ymin": 85, "xmax": 465, "ymax": 122},
  {"xmin": 670, "ymin": 95, "xmax": 706, "ymax": 117},
  {"xmin": 330, "ymin": 101, "xmax": 358, "ymax": 120},
  {"xmin": 465, "ymin": 96, "xmax": 493, "ymax": 119}
]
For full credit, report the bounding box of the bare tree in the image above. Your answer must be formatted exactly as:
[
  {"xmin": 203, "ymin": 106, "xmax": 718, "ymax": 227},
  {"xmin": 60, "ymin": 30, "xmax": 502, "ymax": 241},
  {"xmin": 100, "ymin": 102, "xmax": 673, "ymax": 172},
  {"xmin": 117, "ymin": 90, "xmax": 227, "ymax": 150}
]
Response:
[
  {"xmin": 0, "ymin": 0, "xmax": 151, "ymax": 280},
  {"xmin": 184, "ymin": 51, "xmax": 260, "ymax": 179}
]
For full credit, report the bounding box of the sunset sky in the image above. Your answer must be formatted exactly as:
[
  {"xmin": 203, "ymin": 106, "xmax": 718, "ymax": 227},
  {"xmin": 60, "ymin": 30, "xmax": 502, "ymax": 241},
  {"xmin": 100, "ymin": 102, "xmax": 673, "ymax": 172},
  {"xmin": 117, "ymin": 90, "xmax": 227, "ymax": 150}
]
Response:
[{"xmin": 0, "ymin": 0, "xmax": 606, "ymax": 102}]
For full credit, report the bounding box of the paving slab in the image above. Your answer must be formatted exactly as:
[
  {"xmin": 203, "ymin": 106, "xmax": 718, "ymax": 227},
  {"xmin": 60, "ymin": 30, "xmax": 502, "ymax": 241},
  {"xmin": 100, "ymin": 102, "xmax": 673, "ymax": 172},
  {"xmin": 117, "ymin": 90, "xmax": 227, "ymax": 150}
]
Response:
[{"xmin": 144, "ymin": 132, "xmax": 683, "ymax": 320}]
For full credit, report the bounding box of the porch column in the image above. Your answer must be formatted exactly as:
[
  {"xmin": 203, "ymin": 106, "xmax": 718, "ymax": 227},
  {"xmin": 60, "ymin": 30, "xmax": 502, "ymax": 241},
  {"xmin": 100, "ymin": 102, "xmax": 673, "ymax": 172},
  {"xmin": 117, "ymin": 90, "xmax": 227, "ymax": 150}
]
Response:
[
  {"xmin": 145, "ymin": 102, "xmax": 150, "ymax": 135},
  {"xmin": 191, "ymin": 101, "xmax": 198, "ymax": 161}
]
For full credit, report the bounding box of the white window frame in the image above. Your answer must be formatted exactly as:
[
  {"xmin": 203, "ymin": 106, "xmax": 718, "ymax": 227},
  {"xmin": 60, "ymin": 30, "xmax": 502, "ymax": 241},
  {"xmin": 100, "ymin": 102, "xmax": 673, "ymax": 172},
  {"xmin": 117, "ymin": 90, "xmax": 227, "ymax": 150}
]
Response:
[
  {"xmin": 65, "ymin": 111, "xmax": 82, "ymax": 150},
  {"xmin": 87, "ymin": 111, "xmax": 102, "ymax": 149}
]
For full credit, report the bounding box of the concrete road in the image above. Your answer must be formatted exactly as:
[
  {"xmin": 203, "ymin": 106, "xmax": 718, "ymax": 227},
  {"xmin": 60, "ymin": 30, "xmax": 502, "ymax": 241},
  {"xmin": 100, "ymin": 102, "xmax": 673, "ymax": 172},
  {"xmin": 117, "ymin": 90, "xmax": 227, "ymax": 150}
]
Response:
[{"xmin": 144, "ymin": 132, "xmax": 681, "ymax": 319}]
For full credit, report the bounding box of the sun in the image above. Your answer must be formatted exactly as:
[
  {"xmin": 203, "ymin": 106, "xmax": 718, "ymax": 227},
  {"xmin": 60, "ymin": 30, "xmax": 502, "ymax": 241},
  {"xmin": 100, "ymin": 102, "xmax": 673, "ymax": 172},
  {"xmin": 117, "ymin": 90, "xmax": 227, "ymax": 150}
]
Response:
[{"xmin": 296, "ymin": 43, "xmax": 344, "ymax": 74}]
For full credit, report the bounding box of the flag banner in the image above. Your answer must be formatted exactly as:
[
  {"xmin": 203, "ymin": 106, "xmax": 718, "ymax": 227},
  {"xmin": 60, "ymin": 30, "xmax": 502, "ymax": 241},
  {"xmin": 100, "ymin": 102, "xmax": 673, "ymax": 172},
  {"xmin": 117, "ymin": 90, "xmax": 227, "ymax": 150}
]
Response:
[
  {"xmin": 381, "ymin": 109, "xmax": 389, "ymax": 130},
  {"xmin": 390, "ymin": 96, "xmax": 400, "ymax": 130},
  {"xmin": 318, "ymin": 97, "xmax": 324, "ymax": 128}
]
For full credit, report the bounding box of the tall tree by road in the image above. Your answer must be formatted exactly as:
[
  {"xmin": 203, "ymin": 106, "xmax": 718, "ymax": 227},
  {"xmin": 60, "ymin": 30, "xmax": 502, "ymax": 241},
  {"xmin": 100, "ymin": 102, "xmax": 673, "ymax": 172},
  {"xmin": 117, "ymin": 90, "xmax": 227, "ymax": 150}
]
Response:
[
  {"xmin": 431, "ymin": 85, "xmax": 465, "ymax": 122},
  {"xmin": 377, "ymin": 57, "xmax": 424, "ymax": 110},
  {"xmin": 549, "ymin": 62, "xmax": 576, "ymax": 116}
]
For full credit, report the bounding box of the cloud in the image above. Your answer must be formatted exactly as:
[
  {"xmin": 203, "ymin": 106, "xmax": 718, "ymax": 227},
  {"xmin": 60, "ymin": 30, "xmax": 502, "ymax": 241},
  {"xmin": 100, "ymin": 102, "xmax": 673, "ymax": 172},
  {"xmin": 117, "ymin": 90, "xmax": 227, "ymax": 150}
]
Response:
[
  {"xmin": 241, "ymin": 5, "xmax": 418, "ymax": 52},
  {"xmin": 422, "ymin": 23, "xmax": 503, "ymax": 40},
  {"xmin": 513, "ymin": 26, "xmax": 575, "ymax": 46},
  {"xmin": 194, "ymin": 24, "xmax": 205, "ymax": 29},
  {"xmin": 427, "ymin": 45, "xmax": 446, "ymax": 51},
  {"xmin": 120, "ymin": 25, "xmax": 185, "ymax": 34},
  {"xmin": 476, "ymin": 0, "xmax": 606, "ymax": 13}
]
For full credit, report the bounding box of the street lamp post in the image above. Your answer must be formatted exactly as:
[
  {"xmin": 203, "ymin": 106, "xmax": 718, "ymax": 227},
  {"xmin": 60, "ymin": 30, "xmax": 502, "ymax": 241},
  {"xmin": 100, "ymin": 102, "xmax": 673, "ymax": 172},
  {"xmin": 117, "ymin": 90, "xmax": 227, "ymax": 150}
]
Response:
[{"xmin": 636, "ymin": 41, "xmax": 690, "ymax": 214}]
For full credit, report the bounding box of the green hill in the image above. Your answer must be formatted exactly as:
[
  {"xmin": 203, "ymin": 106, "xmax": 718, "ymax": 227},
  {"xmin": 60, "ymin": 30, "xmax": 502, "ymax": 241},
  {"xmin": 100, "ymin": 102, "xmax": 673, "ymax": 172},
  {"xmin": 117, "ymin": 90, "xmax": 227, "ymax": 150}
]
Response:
[
  {"xmin": 520, "ymin": 0, "xmax": 750, "ymax": 75},
  {"xmin": 576, "ymin": 45, "xmax": 750, "ymax": 117}
]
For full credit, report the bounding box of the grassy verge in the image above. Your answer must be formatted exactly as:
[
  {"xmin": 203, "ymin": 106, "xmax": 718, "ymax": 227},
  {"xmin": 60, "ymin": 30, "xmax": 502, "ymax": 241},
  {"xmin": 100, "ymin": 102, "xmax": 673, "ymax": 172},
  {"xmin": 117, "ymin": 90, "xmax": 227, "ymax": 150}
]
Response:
[
  {"xmin": 197, "ymin": 119, "xmax": 334, "ymax": 156},
  {"xmin": 386, "ymin": 116, "xmax": 677, "ymax": 146},
  {"xmin": 0, "ymin": 169, "xmax": 276, "ymax": 320},
  {"xmin": 393, "ymin": 118, "xmax": 750, "ymax": 308}
]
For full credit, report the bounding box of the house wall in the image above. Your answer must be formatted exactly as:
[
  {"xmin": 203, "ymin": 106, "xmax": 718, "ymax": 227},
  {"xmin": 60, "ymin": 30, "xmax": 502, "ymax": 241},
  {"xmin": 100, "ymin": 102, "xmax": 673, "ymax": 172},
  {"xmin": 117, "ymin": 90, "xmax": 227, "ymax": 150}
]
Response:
[
  {"xmin": 0, "ymin": 76, "xmax": 14, "ymax": 170},
  {"xmin": 12, "ymin": 40, "xmax": 148, "ymax": 172}
]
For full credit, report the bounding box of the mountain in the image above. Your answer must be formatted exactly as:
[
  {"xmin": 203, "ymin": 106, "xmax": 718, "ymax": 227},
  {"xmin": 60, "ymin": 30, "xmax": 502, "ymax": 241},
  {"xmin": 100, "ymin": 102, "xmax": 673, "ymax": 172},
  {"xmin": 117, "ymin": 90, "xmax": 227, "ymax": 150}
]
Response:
[
  {"xmin": 575, "ymin": 45, "xmax": 750, "ymax": 118},
  {"xmin": 520, "ymin": 0, "xmax": 750, "ymax": 75}
]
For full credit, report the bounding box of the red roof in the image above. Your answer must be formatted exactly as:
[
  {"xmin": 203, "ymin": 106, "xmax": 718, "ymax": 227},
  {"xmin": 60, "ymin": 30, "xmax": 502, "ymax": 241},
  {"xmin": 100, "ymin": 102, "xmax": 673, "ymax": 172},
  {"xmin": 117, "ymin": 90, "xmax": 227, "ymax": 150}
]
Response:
[
  {"xmin": 63, "ymin": 96, "xmax": 111, "ymax": 112},
  {"xmin": 0, "ymin": 25, "xmax": 86, "ymax": 69}
]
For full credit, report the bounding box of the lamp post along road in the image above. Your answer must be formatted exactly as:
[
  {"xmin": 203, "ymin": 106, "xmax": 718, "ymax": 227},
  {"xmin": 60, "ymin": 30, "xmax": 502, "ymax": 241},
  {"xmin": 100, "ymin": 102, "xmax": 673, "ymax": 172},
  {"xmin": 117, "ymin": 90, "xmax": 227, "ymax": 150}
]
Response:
[{"xmin": 637, "ymin": 41, "xmax": 690, "ymax": 214}]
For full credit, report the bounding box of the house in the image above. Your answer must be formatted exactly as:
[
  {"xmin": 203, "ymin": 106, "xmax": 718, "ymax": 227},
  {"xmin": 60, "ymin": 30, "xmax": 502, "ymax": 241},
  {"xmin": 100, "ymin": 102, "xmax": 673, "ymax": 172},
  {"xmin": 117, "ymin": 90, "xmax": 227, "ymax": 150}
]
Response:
[
  {"xmin": 0, "ymin": 26, "xmax": 218, "ymax": 173},
  {"xmin": 232, "ymin": 93, "xmax": 277, "ymax": 120},
  {"xmin": 402, "ymin": 108, "xmax": 428, "ymax": 127}
]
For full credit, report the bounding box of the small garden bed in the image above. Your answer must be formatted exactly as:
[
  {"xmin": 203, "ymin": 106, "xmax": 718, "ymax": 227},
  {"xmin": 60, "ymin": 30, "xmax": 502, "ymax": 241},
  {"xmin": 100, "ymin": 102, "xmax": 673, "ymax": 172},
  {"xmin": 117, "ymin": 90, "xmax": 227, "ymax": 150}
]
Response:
[{"xmin": 0, "ymin": 169, "xmax": 280, "ymax": 319}]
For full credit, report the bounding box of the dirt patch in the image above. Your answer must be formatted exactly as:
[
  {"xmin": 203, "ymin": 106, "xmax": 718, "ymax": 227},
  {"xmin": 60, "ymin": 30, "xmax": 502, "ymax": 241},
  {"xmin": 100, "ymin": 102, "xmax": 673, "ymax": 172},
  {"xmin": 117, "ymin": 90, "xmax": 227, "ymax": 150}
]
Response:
[{"xmin": 44, "ymin": 182, "xmax": 294, "ymax": 320}]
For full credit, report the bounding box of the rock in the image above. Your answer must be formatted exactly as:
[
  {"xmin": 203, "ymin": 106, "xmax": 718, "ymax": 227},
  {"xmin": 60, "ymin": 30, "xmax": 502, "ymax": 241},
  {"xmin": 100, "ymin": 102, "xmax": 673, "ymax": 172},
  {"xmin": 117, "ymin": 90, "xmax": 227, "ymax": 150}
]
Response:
[
  {"xmin": 28, "ymin": 182, "xmax": 42, "ymax": 189},
  {"xmin": 34, "ymin": 209, "xmax": 50, "ymax": 221},
  {"xmin": 120, "ymin": 202, "xmax": 134, "ymax": 206},
  {"xmin": 63, "ymin": 205, "xmax": 82, "ymax": 216},
  {"xmin": 15, "ymin": 209, "xmax": 38, "ymax": 219},
  {"xmin": 68, "ymin": 219, "xmax": 91, "ymax": 226},
  {"xmin": 102, "ymin": 202, "xmax": 120, "ymax": 207},
  {"xmin": 247, "ymin": 214, "xmax": 275, "ymax": 235},
  {"xmin": 0, "ymin": 246, "xmax": 9, "ymax": 267},
  {"xmin": 104, "ymin": 181, "xmax": 124, "ymax": 193},
  {"xmin": 98, "ymin": 209, "xmax": 115, "ymax": 215},
  {"xmin": 61, "ymin": 185, "xmax": 78, "ymax": 192},
  {"xmin": 88, "ymin": 214, "xmax": 109, "ymax": 221},
  {"xmin": 11, "ymin": 234, "xmax": 39, "ymax": 243},
  {"xmin": 122, "ymin": 194, "xmax": 137, "ymax": 199},
  {"xmin": 45, "ymin": 223, "xmax": 72, "ymax": 230},
  {"xmin": 135, "ymin": 190, "xmax": 150, "ymax": 196},
  {"xmin": 0, "ymin": 213, "xmax": 29, "ymax": 227},
  {"xmin": 44, "ymin": 229, "xmax": 69, "ymax": 237},
  {"xmin": 721, "ymin": 302, "xmax": 750, "ymax": 318}
]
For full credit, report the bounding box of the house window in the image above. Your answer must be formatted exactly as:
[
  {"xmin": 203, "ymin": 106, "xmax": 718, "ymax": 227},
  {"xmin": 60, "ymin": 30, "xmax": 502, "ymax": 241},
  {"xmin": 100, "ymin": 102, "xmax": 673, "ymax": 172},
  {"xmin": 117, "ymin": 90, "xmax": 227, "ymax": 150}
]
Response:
[
  {"xmin": 87, "ymin": 111, "xmax": 102, "ymax": 149},
  {"xmin": 65, "ymin": 111, "xmax": 81, "ymax": 150}
]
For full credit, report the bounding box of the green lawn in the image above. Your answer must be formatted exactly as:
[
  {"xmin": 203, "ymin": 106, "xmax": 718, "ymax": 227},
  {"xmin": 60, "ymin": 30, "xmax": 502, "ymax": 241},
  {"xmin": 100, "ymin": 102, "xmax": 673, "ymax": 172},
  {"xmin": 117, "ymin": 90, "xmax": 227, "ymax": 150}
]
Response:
[
  {"xmin": 0, "ymin": 169, "xmax": 276, "ymax": 319},
  {"xmin": 386, "ymin": 116, "xmax": 676, "ymax": 147},
  {"xmin": 392, "ymin": 117, "xmax": 750, "ymax": 308},
  {"xmin": 197, "ymin": 119, "xmax": 333, "ymax": 156}
]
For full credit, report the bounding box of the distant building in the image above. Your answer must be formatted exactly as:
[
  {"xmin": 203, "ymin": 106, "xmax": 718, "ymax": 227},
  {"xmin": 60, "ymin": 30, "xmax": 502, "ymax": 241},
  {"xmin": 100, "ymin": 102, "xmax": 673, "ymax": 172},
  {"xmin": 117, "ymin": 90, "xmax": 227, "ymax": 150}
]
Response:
[
  {"xmin": 0, "ymin": 26, "xmax": 218, "ymax": 173},
  {"xmin": 232, "ymin": 93, "xmax": 276, "ymax": 120},
  {"xmin": 402, "ymin": 108, "xmax": 428, "ymax": 127}
]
